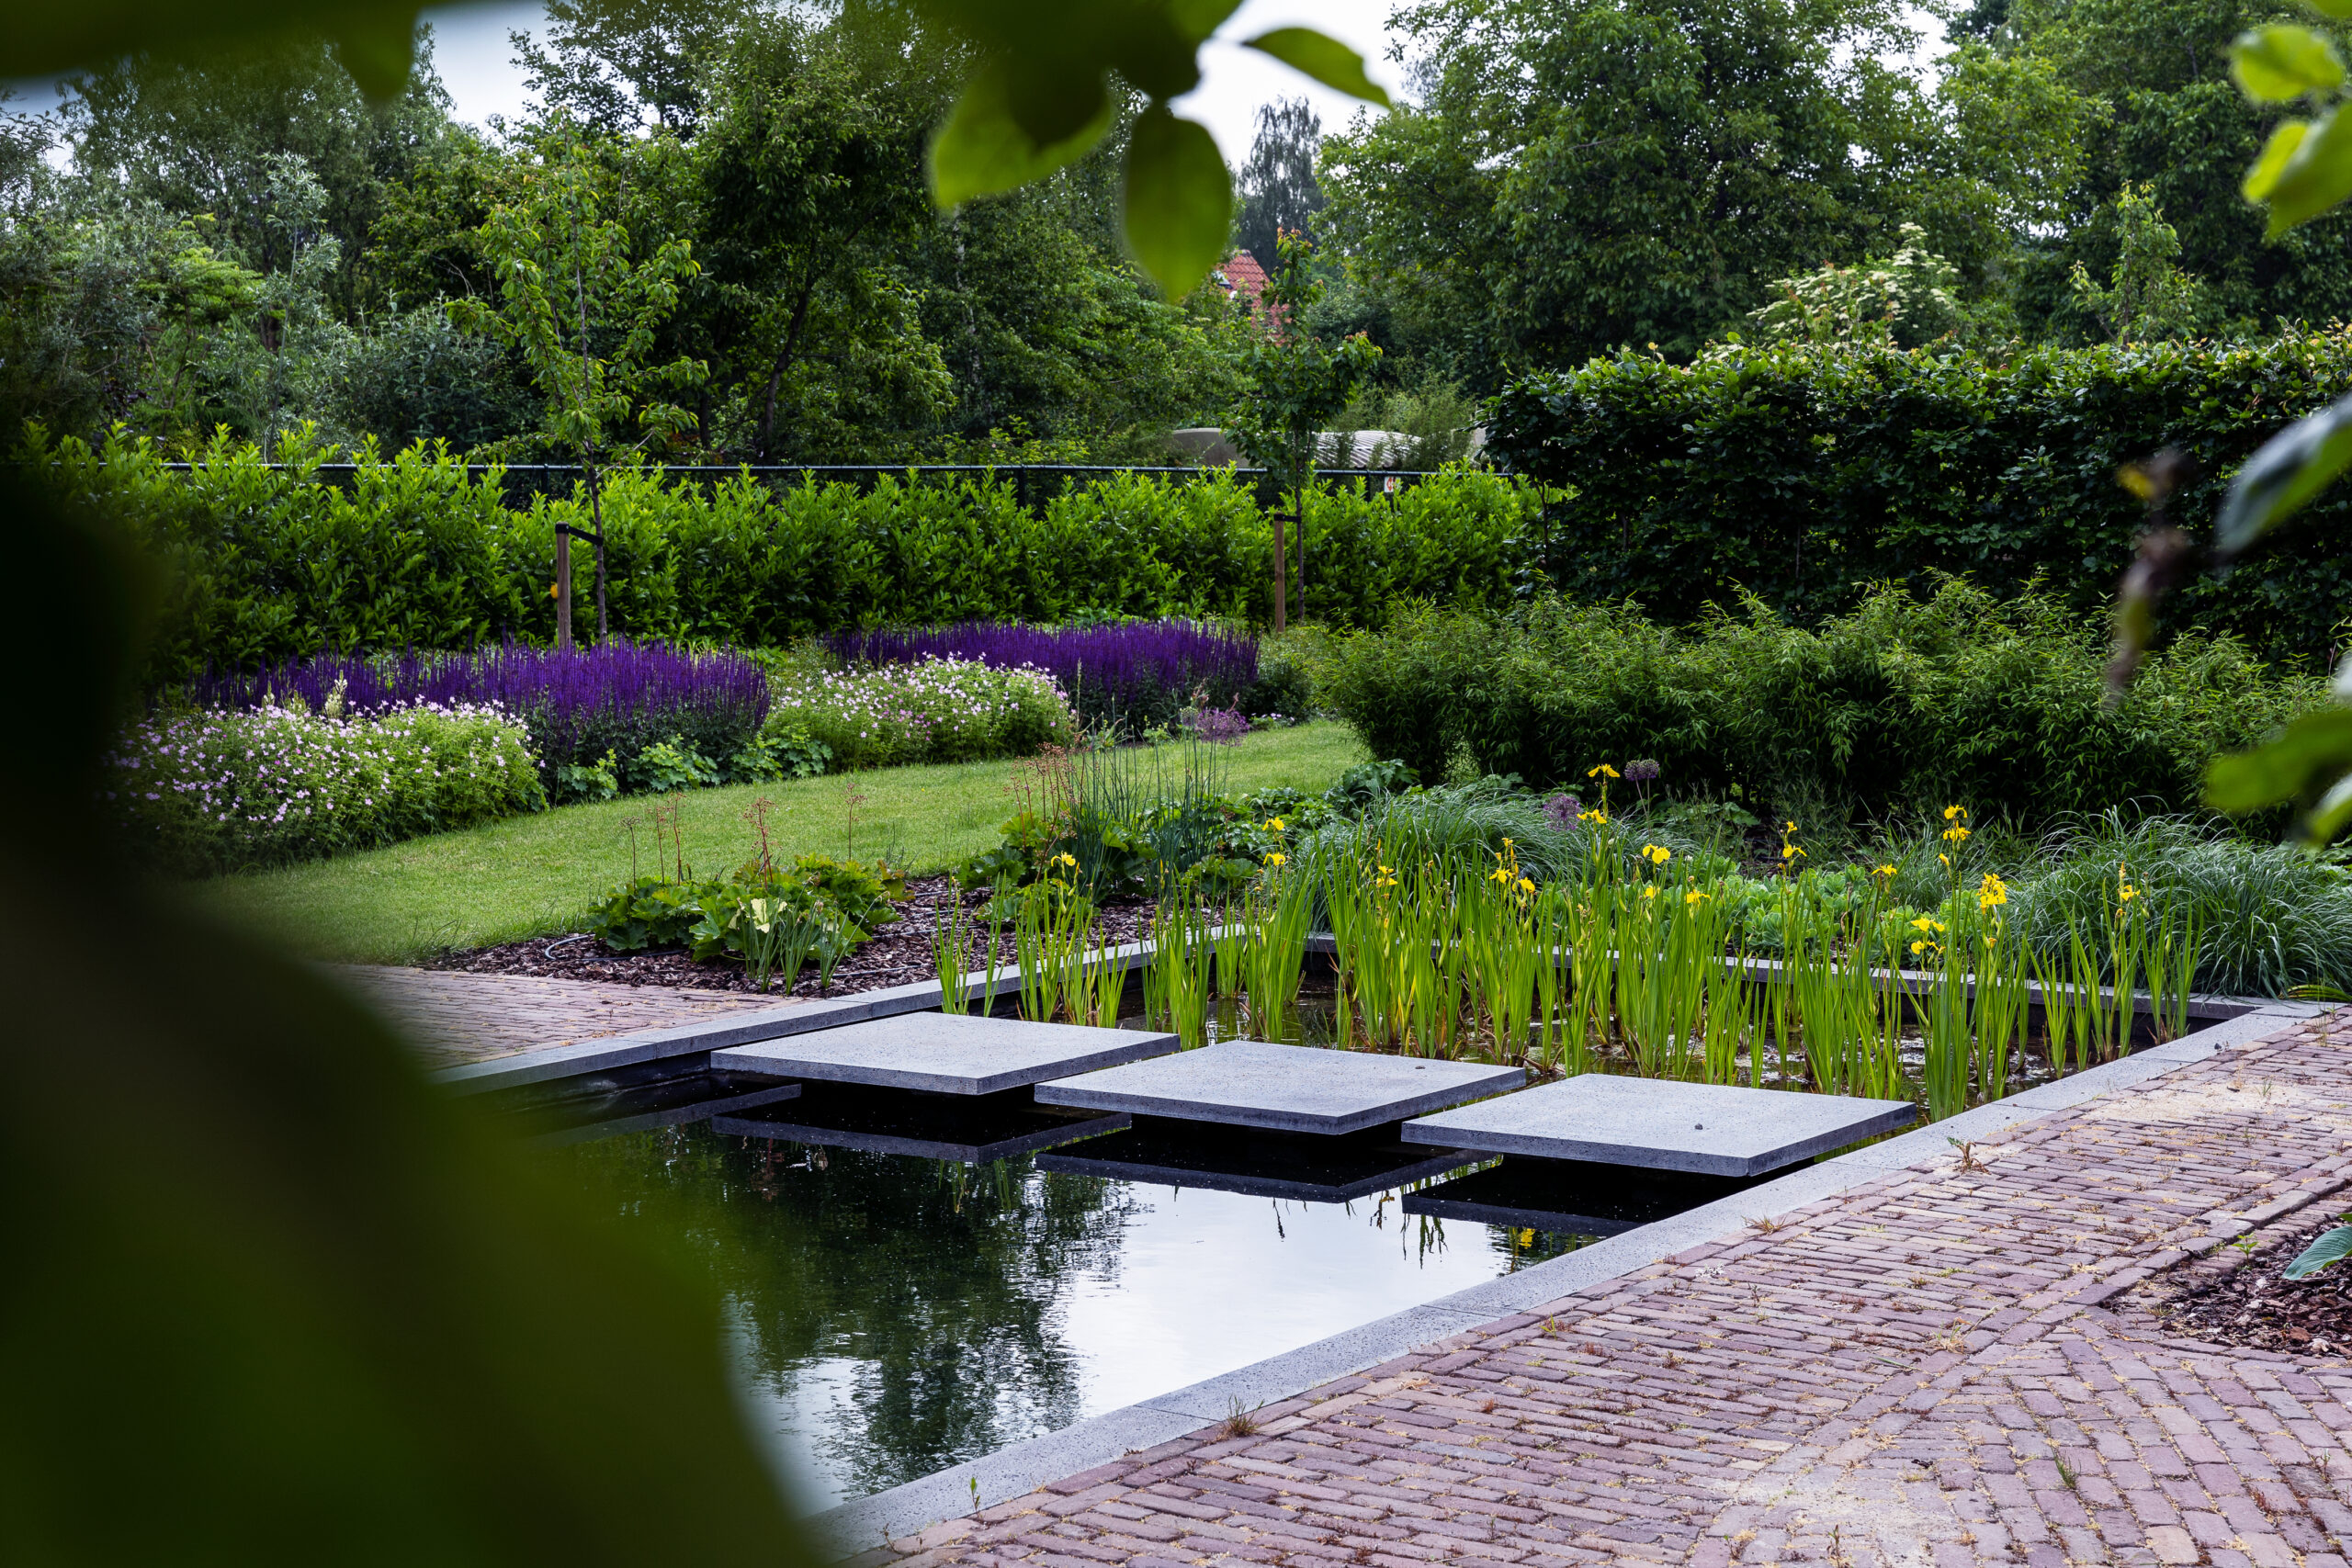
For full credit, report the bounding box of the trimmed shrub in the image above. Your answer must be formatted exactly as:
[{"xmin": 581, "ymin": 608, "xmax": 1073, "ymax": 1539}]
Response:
[
  {"xmin": 1314, "ymin": 581, "xmax": 2326, "ymax": 827},
  {"xmin": 1487, "ymin": 333, "xmax": 2352, "ymax": 671},
  {"xmin": 46, "ymin": 429, "xmax": 1534, "ymax": 688}
]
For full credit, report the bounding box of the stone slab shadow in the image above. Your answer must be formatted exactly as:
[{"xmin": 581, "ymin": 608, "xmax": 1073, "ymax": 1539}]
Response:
[{"xmin": 1036, "ymin": 1037, "xmax": 1523, "ymax": 1135}]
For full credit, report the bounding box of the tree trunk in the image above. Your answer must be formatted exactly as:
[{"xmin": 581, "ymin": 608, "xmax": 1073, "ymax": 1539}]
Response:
[
  {"xmin": 555, "ymin": 527, "xmax": 573, "ymax": 650},
  {"xmin": 1272, "ymin": 505, "xmax": 1287, "ymax": 636}
]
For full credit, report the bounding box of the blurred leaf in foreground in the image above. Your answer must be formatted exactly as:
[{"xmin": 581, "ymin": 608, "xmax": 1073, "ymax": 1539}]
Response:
[{"xmin": 0, "ymin": 473, "xmax": 808, "ymax": 1563}]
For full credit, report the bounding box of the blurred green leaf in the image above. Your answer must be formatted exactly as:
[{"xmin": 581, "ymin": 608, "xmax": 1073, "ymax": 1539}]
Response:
[
  {"xmin": 0, "ymin": 475, "xmax": 811, "ymax": 1562},
  {"xmin": 0, "ymin": 4, "xmax": 423, "ymax": 97},
  {"xmin": 930, "ymin": 58, "xmax": 1114, "ymax": 207},
  {"xmin": 2258, "ymin": 102, "xmax": 2352, "ymax": 234},
  {"xmin": 2311, "ymin": 0, "xmax": 2352, "ymax": 22},
  {"xmin": 2205, "ymin": 706, "xmax": 2352, "ymax": 843},
  {"xmin": 2245, "ymin": 119, "xmax": 2313, "ymax": 200},
  {"xmin": 2232, "ymin": 24, "xmax": 2345, "ymax": 100},
  {"xmin": 1122, "ymin": 106, "xmax": 1230, "ymax": 299},
  {"xmin": 1170, "ymin": 0, "xmax": 1250, "ymax": 44},
  {"xmin": 1243, "ymin": 28, "xmax": 1393, "ymax": 107},
  {"xmin": 2214, "ymin": 388, "xmax": 2352, "ymax": 552}
]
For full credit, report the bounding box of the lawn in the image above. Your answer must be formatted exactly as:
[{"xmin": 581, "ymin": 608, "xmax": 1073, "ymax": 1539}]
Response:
[{"xmin": 202, "ymin": 721, "xmax": 1368, "ymax": 964}]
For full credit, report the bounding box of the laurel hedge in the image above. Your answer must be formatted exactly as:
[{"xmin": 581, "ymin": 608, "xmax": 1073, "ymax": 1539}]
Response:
[{"xmin": 39, "ymin": 430, "xmax": 1541, "ymax": 688}]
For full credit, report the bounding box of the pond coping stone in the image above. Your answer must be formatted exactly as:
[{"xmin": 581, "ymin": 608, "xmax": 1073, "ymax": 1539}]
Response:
[
  {"xmin": 1035, "ymin": 1038, "xmax": 1525, "ymax": 1135},
  {"xmin": 1402, "ymin": 1074, "xmax": 1917, "ymax": 1177},
  {"xmin": 708, "ymin": 1010, "xmax": 1181, "ymax": 1096}
]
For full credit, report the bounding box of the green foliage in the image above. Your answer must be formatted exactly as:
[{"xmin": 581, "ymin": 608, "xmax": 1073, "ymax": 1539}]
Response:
[
  {"xmin": 2002, "ymin": 811, "xmax": 2352, "ymax": 996},
  {"xmin": 107, "ymin": 695, "xmax": 546, "ymax": 875},
  {"xmin": 2066, "ymin": 184, "xmax": 2207, "ymax": 342},
  {"xmin": 1746, "ymin": 225, "xmax": 1966, "ymax": 348},
  {"xmin": 1227, "ymin": 231, "xmax": 1382, "ymax": 502},
  {"xmin": 1318, "ymin": 0, "xmax": 1959, "ymax": 384},
  {"xmin": 585, "ymin": 852, "xmax": 900, "ymax": 964},
  {"xmin": 1314, "ymin": 582, "xmax": 2326, "ymax": 828},
  {"xmin": 556, "ymin": 747, "xmax": 621, "ymax": 804},
  {"xmin": 1487, "ymin": 332, "xmax": 2352, "ymax": 670},
  {"xmin": 630, "ymin": 736, "xmax": 720, "ymax": 795},
  {"xmin": 55, "ymin": 430, "xmax": 1538, "ymax": 685}
]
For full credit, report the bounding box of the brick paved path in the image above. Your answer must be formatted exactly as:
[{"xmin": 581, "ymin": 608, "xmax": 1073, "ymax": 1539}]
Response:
[
  {"xmin": 337, "ymin": 965, "xmax": 790, "ymax": 1067},
  {"xmin": 872, "ymin": 1013, "xmax": 2352, "ymax": 1568}
]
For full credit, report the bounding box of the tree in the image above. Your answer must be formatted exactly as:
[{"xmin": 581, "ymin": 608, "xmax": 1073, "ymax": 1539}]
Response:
[
  {"xmin": 1319, "ymin": 0, "xmax": 1947, "ymax": 383},
  {"xmin": 511, "ymin": 0, "xmax": 746, "ymax": 140},
  {"xmin": 62, "ymin": 29, "xmax": 456, "ymax": 321},
  {"xmin": 2067, "ymin": 183, "xmax": 2208, "ymax": 342},
  {"xmin": 1227, "ymin": 230, "xmax": 1379, "ymax": 632},
  {"xmin": 1973, "ymin": 0, "xmax": 2352, "ymax": 338},
  {"xmin": 455, "ymin": 130, "xmax": 703, "ymax": 645},
  {"xmin": 1234, "ymin": 97, "xmax": 1323, "ymax": 265}
]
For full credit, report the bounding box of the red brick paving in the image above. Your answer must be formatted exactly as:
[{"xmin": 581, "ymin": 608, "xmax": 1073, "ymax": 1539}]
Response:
[
  {"xmin": 867, "ymin": 1015, "xmax": 2352, "ymax": 1568},
  {"xmin": 337, "ymin": 964, "xmax": 793, "ymax": 1067}
]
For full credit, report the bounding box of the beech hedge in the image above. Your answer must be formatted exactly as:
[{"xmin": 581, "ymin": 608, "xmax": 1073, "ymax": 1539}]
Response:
[{"xmin": 1487, "ymin": 333, "xmax": 2352, "ymax": 672}]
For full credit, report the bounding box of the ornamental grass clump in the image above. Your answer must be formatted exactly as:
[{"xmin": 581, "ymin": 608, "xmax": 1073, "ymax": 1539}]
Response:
[
  {"xmin": 829, "ymin": 619, "xmax": 1257, "ymax": 737},
  {"xmin": 107, "ymin": 699, "xmax": 543, "ymax": 874},
  {"xmin": 190, "ymin": 640, "xmax": 771, "ymax": 795}
]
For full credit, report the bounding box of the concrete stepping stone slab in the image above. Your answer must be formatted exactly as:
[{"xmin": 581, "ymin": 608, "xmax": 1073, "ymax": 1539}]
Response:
[
  {"xmin": 711, "ymin": 1083, "xmax": 1128, "ymax": 1165},
  {"xmin": 1402, "ymin": 1073, "xmax": 1916, "ymax": 1177},
  {"xmin": 710, "ymin": 1010, "xmax": 1179, "ymax": 1096},
  {"xmin": 1035, "ymin": 1038, "xmax": 1523, "ymax": 1135},
  {"xmin": 1401, "ymin": 1156, "xmax": 1762, "ymax": 1236},
  {"xmin": 1038, "ymin": 1120, "xmax": 1479, "ymax": 1203}
]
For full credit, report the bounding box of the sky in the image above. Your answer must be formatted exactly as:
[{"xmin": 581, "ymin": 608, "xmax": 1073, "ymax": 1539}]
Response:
[{"xmin": 420, "ymin": 0, "xmax": 1405, "ymax": 161}]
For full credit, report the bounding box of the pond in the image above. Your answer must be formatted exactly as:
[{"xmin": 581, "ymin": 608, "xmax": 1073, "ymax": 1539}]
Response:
[{"xmin": 542, "ymin": 1078, "xmax": 1704, "ymax": 1514}]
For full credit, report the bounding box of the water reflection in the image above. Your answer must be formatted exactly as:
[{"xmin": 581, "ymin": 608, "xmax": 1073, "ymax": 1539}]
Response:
[{"xmin": 555, "ymin": 1118, "xmax": 1563, "ymax": 1511}]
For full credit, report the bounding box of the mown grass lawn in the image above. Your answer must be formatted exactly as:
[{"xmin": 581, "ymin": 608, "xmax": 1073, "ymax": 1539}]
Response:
[{"xmin": 202, "ymin": 721, "xmax": 1368, "ymax": 964}]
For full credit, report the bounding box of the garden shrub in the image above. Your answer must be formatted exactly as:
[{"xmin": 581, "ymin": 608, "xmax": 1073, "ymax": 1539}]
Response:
[
  {"xmin": 1316, "ymin": 581, "xmax": 2326, "ymax": 829},
  {"xmin": 1487, "ymin": 333, "xmax": 2352, "ymax": 671},
  {"xmin": 107, "ymin": 700, "xmax": 544, "ymax": 874},
  {"xmin": 763, "ymin": 658, "xmax": 1077, "ymax": 771}
]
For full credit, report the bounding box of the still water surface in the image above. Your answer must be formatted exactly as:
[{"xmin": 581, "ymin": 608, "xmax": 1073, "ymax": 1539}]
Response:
[{"xmin": 556, "ymin": 1118, "xmax": 1576, "ymax": 1512}]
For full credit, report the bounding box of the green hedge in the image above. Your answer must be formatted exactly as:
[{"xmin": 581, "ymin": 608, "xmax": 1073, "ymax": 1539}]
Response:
[
  {"xmin": 40, "ymin": 431, "xmax": 1542, "ymax": 686},
  {"xmin": 1487, "ymin": 333, "xmax": 2352, "ymax": 672},
  {"xmin": 1315, "ymin": 581, "xmax": 2326, "ymax": 829}
]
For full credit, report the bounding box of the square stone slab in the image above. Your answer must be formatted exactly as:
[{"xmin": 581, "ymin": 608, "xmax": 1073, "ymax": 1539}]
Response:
[
  {"xmin": 1035, "ymin": 1039, "xmax": 1524, "ymax": 1135},
  {"xmin": 1402, "ymin": 1074, "xmax": 1916, "ymax": 1178},
  {"xmin": 709, "ymin": 1010, "xmax": 1178, "ymax": 1096}
]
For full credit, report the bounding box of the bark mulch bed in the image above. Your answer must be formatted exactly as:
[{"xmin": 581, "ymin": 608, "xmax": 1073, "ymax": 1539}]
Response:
[
  {"xmin": 2130, "ymin": 1206, "xmax": 2352, "ymax": 1358},
  {"xmin": 422, "ymin": 875, "xmax": 1157, "ymax": 1001}
]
